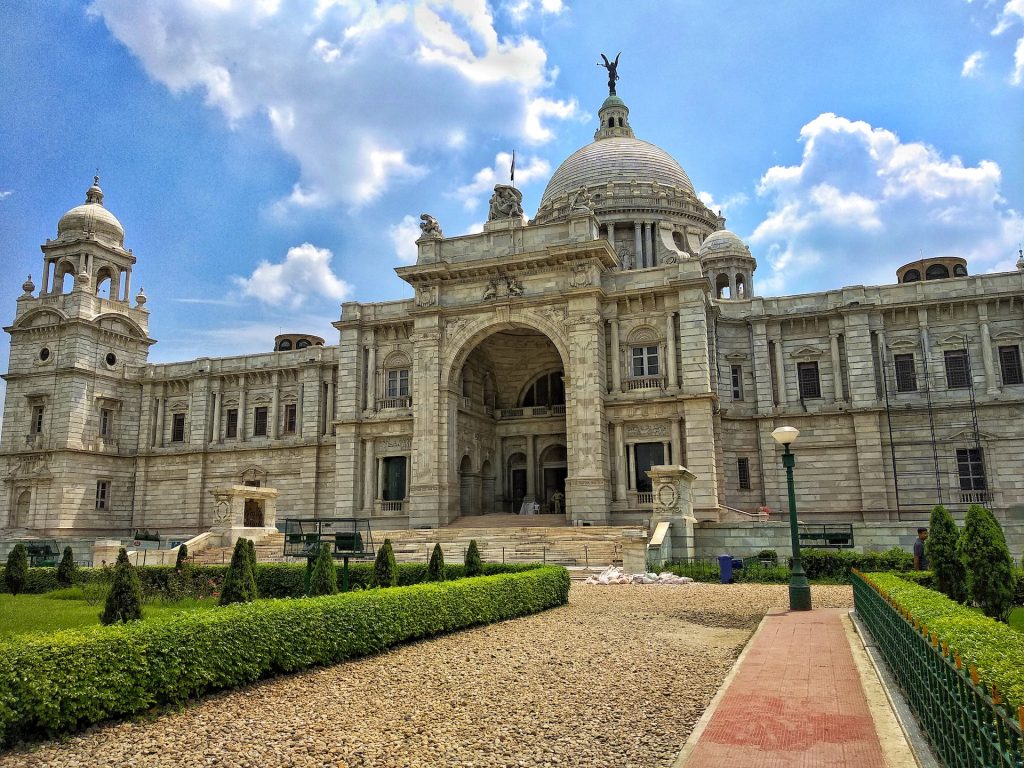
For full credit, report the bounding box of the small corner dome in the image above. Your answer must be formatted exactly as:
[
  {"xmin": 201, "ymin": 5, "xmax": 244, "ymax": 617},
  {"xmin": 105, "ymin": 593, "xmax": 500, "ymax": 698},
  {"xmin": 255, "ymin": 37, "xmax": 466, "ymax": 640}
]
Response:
[
  {"xmin": 698, "ymin": 229, "xmax": 751, "ymax": 258},
  {"xmin": 56, "ymin": 177, "xmax": 125, "ymax": 247}
]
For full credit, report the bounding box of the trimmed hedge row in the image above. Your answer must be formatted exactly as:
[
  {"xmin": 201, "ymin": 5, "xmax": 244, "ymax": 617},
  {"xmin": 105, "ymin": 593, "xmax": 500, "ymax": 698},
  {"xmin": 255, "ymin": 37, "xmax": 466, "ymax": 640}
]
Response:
[
  {"xmin": 799, "ymin": 548, "xmax": 914, "ymax": 582},
  {"xmin": 0, "ymin": 561, "xmax": 540, "ymax": 597},
  {"xmin": 0, "ymin": 565, "xmax": 570, "ymax": 746},
  {"xmin": 862, "ymin": 572, "xmax": 1024, "ymax": 708}
]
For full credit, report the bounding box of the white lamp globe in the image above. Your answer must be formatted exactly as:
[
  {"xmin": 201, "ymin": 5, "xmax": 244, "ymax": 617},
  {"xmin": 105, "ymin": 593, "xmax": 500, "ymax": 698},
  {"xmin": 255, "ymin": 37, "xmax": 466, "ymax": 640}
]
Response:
[{"xmin": 771, "ymin": 426, "xmax": 800, "ymax": 445}]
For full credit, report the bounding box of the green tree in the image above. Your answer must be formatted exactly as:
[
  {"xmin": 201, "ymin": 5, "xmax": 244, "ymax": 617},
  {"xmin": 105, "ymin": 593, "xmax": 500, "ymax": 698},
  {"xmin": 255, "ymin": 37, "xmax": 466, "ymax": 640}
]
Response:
[
  {"xmin": 4, "ymin": 544, "xmax": 28, "ymax": 596},
  {"xmin": 219, "ymin": 538, "xmax": 257, "ymax": 605},
  {"xmin": 958, "ymin": 504, "xmax": 1016, "ymax": 621},
  {"xmin": 56, "ymin": 545, "xmax": 77, "ymax": 587},
  {"xmin": 245, "ymin": 539, "xmax": 259, "ymax": 599},
  {"xmin": 464, "ymin": 539, "xmax": 483, "ymax": 577},
  {"xmin": 427, "ymin": 543, "xmax": 446, "ymax": 582},
  {"xmin": 174, "ymin": 543, "xmax": 189, "ymax": 571},
  {"xmin": 307, "ymin": 543, "xmax": 338, "ymax": 596},
  {"xmin": 925, "ymin": 505, "xmax": 967, "ymax": 603},
  {"xmin": 100, "ymin": 548, "xmax": 143, "ymax": 624},
  {"xmin": 372, "ymin": 539, "xmax": 398, "ymax": 588}
]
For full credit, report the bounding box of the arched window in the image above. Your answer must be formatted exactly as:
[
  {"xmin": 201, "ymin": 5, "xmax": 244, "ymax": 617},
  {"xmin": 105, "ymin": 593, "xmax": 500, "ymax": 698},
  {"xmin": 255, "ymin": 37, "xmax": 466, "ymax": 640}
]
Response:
[
  {"xmin": 925, "ymin": 264, "xmax": 950, "ymax": 280},
  {"xmin": 520, "ymin": 370, "xmax": 565, "ymax": 407},
  {"xmin": 278, "ymin": 339, "xmax": 292, "ymax": 351},
  {"xmin": 57, "ymin": 261, "xmax": 76, "ymax": 293},
  {"xmin": 902, "ymin": 269, "xmax": 921, "ymax": 283},
  {"xmin": 953, "ymin": 264, "xmax": 968, "ymax": 277},
  {"xmin": 95, "ymin": 267, "xmax": 114, "ymax": 299},
  {"xmin": 735, "ymin": 274, "xmax": 747, "ymax": 298},
  {"xmin": 296, "ymin": 339, "xmax": 311, "ymax": 349},
  {"xmin": 716, "ymin": 273, "xmax": 731, "ymax": 299},
  {"xmin": 383, "ymin": 352, "xmax": 412, "ymax": 402}
]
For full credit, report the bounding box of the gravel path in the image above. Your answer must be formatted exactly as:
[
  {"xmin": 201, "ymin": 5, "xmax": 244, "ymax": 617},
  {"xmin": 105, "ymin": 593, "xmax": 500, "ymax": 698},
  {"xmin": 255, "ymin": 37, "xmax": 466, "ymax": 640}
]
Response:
[{"xmin": 3, "ymin": 584, "xmax": 853, "ymax": 768}]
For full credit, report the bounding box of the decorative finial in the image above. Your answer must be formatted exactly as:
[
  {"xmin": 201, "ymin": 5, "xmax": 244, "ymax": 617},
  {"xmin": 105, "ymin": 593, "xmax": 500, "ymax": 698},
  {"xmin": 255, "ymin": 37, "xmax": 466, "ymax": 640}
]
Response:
[
  {"xmin": 1016, "ymin": 247, "xmax": 1024, "ymax": 272},
  {"xmin": 21, "ymin": 274, "xmax": 35, "ymax": 296},
  {"xmin": 85, "ymin": 174, "xmax": 104, "ymax": 205},
  {"xmin": 597, "ymin": 52, "xmax": 621, "ymax": 96},
  {"xmin": 136, "ymin": 287, "xmax": 147, "ymax": 307}
]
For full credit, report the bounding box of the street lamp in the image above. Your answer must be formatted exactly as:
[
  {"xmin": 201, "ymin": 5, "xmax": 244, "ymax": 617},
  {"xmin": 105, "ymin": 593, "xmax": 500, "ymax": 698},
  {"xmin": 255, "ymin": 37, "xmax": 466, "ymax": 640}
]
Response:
[{"xmin": 771, "ymin": 425, "xmax": 812, "ymax": 611}]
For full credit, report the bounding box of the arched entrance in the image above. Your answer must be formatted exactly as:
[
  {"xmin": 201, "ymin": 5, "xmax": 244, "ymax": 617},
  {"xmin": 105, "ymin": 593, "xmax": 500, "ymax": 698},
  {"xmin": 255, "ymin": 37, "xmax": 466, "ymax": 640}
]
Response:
[
  {"xmin": 539, "ymin": 444, "xmax": 568, "ymax": 515},
  {"xmin": 448, "ymin": 322, "xmax": 568, "ymax": 519},
  {"xmin": 12, "ymin": 490, "xmax": 30, "ymax": 528},
  {"xmin": 243, "ymin": 498, "xmax": 265, "ymax": 527}
]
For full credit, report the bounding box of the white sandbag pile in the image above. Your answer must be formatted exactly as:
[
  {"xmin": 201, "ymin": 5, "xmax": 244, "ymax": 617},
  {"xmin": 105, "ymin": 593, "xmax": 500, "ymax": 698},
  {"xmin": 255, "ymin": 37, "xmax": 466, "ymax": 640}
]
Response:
[{"xmin": 584, "ymin": 565, "xmax": 693, "ymax": 585}]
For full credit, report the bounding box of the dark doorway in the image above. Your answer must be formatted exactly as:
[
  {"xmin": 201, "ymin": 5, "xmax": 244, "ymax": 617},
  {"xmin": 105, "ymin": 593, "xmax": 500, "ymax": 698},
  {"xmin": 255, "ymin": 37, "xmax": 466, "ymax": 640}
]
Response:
[
  {"xmin": 243, "ymin": 498, "xmax": 264, "ymax": 527},
  {"xmin": 634, "ymin": 443, "xmax": 665, "ymax": 493},
  {"xmin": 543, "ymin": 467, "xmax": 568, "ymax": 512},
  {"xmin": 511, "ymin": 469, "xmax": 527, "ymax": 511}
]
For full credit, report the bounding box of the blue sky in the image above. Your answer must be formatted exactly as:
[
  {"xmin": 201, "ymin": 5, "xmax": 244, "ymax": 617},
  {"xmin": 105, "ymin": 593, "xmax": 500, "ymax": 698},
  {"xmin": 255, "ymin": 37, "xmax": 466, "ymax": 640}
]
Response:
[{"xmin": 1, "ymin": 0, "xmax": 1022, "ymax": 386}]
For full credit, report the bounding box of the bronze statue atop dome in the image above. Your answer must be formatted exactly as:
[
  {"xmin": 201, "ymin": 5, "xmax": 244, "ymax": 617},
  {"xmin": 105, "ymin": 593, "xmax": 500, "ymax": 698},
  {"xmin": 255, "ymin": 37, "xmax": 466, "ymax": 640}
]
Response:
[{"xmin": 598, "ymin": 52, "xmax": 621, "ymax": 96}]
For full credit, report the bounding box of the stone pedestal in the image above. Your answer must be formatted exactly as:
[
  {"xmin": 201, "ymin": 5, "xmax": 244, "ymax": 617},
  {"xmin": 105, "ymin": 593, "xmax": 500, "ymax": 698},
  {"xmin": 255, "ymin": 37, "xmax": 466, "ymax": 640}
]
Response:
[
  {"xmin": 209, "ymin": 485, "xmax": 280, "ymax": 546},
  {"xmin": 645, "ymin": 464, "xmax": 697, "ymax": 561}
]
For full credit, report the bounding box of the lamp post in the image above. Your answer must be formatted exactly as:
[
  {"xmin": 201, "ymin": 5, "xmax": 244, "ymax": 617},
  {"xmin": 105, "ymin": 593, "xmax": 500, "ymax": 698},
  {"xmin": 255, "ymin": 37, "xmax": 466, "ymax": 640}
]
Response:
[{"xmin": 771, "ymin": 425, "xmax": 812, "ymax": 611}]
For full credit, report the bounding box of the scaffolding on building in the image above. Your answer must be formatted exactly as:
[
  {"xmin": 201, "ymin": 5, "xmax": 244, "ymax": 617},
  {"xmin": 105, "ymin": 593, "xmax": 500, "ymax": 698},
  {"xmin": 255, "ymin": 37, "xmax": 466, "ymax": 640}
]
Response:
[{"xmin": 880, "ymin": 339, "xmax": 989, "ymax": 521}]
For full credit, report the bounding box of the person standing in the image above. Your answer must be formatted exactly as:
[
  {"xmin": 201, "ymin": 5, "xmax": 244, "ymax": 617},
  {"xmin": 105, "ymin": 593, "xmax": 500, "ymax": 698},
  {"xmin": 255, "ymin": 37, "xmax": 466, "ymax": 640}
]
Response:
[{"xmin": 913, "ymin": 527, "xmax": 929, "ymax": 570}]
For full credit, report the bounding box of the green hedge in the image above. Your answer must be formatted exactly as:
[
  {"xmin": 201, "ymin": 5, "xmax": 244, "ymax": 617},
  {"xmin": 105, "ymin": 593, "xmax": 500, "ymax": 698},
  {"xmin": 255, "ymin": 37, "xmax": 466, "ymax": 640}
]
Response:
[
  {"xmin": 862, "ymin": 572, "xmax": 1024, "ymax": 708},
  {"xmin": 798, "ymin": 548, "xmax": 914, "ymax": 582},
  {"xmin": 0, "ymin": 566, "xmax": 569, "ymax": 746},
  {"xmin": 0, "ymin": 562, "xmax": 540, "ymax": 598}
]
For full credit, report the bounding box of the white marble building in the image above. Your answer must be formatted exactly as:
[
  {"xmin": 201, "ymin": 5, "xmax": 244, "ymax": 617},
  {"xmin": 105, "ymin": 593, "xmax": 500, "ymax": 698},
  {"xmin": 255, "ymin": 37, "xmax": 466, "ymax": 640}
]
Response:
[{"xmin": 4, "ymin": 89, "xmax": 1024, "ymax": 539}]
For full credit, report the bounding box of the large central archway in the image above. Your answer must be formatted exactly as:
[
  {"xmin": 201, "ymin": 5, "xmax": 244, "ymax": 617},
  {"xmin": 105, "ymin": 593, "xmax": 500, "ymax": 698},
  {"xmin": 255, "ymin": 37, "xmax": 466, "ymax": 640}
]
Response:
[{"xmin": 445, "ymin": 318, "xmax": 570, "ymax": 521}]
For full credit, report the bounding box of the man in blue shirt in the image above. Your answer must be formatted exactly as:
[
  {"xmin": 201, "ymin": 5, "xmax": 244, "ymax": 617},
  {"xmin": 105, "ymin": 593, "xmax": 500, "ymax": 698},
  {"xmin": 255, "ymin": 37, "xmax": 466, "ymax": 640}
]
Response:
[{"xmin": 913, "ymin": 528, "xmax": 928, "ymax": 570}]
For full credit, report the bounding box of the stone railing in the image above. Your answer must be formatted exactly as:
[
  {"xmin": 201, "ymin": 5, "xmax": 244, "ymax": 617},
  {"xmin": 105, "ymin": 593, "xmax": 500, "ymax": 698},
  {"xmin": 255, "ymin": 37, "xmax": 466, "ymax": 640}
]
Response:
[
  {"xmin": 633, "ymin": 491, "xmax": 655, "ymax": 506},
  {"xmin": 959, "ymin": 491, "xmax": 992, "ymax": 505},
  {"xmin": 497, "ymin": 405, "xmax": 567, "ymax": 420},
  {"xmin": 377, "ymin": 396, "xmax": 412, "ymax": 410},
  {"xmin": 379, "ymin": 499, "xmax": 406, "ymax": 513},
  {"xmin": 624, "ymin": 376, "xmax": 665, "ymax": 391}
]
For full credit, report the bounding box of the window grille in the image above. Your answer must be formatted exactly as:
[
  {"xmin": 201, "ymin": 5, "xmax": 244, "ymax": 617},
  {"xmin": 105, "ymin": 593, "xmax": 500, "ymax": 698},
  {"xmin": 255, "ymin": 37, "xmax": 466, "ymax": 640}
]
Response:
[
  {"xmin": 171, "ymin": 413, "xmax": 186, "ymax": 443},
  {"xmin": 797, "ymin": 361, "xmax": 821, "ymax": 399},
  {"xmin": 956, "ymin": 448, "xmax": 986, "ymax": 491},
  {"xmin": 894, "ymin": 354, "xmax": 917, "ymax": 392},
  {"xmin": 95, "ymin": 480, "xmax": 110, "ymax": 510},
  {"xmin": 944, "ymin": 349, "xmax": 971, "ymax": 389},
  {"xmin": 738, "ymin": 457, "xmax": 751, "ymax": 490},
  {"xmin": 999, "ymin": 345, "xmax": 1023, "ymax": 385},
  {"xmin": 254, "ymin": 407, "xmax": 268, "ymax": 437},
  {"xmin": 284, "ymin": 403, "xmax": 297, "ymax": 433},
  {"xmin": 99, "ymin": 408, "xmax": 113, "ymax": 437},
  {"xmin": 31, "ymin": 405, "xmax": 44, "ymax": 434},
  {"xmin": 731, "ymin": 365, "xmax": 743, "ymax": 400},
  {"xmin": 225, "ymin": 409, "xmax": 238, "ymax": 438}
]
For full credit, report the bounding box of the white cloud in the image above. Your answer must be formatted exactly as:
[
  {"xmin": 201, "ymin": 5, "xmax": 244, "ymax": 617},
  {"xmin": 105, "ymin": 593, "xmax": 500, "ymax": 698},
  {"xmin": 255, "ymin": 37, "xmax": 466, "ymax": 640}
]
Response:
[
  {"xmin": 0, "ymin": 190, "xmax": 11, "ymax": 200},
  {"xmin": 750, "ymin": 113, "xmax": 1024, "ymax": 294},
  {"xmin": 455, "ymin": 151, "xmax": 550, "ymax": 210},
  {"xmin": 962, "ymin": 50, "xmax": 985, "ymax": 77},
  {"xmin": 1014, "ymin": 35, "xmax": 1024, "ymax": 83},
  {"xmin": 993, "ymin": 0, "xmax": 1024, "ymax": 34},
  {"xmin": 88, "ymin": 0, "xmax": 578, "ymax": 210},
  {"xmin": 697, "ymin": 190, "xmax": 748, "ymax": 218},
  {"xmin": 505, "ymin": 0, "xmax": 565, "ymax": 21},
  {"xmin": 232, "ymin": 243, "xmax": 353, "ymax": 308},
  {"xmin": 389, "ymin": 215, "xmax": 422, "ymax": 264}
]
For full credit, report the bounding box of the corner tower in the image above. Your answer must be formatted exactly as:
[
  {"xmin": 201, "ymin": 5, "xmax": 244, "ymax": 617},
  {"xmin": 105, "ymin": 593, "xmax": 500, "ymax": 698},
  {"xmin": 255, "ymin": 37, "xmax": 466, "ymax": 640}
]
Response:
[{"xmin": 1, "ymin": 178, "xmax": 154, "ymax": 534}]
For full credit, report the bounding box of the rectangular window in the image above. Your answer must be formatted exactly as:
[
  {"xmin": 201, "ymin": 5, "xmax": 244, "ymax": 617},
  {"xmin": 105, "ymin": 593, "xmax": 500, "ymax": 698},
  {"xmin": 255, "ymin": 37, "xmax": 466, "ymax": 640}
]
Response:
[
  {"xmin": 254, "ymin": 406, "xmax": 269, "ymax": 437},
  {"xmin": 999, "ymin": 345, "xmax": 1023, "ymax": 385},
  {"xmin": 797, "ymin": 361, "xmax": 821, "ymax": 399},
  {"xmin": 631, "ymin": 346, "xmax": 660, "ymax": 377},
  {"xmin": 945, "ymin": 349, "xmax": 971, "ymax": 389},
  {"xmin": 633, "ymin": 442, "xmax": 665, "ymax": 493},
  {"xmin": 386, "ymin": 369, "xmax": 410, "ymax": 398},
  {"xmin": 225, "ymin": 409, "xmax": 238, "ymax": 438},
  {"xmin": 893, "ymin": 353, "xmax": 917, "ymax": 392},
  {"xmin": 737, "ymin": 457, "xmax": 751, "ymax": 490},
  {"xmin": 95, "ymin": 480, "xmax": 110, "ymax": 510},
  {"xmin": 731, "ymin": 365, "xmax": 744, "ymax": 400},
  {"xmin": 31, "ymin": 405, "xmax": 44, "ymax": 434},
  {"xmin": 382, "ymin": 456, "xmax": 408, "ymax": 501},
  {"xmin": 956, "ymin": 448, "xmax": 986, "ymax": 491},
  {"xmin": 99, "ymin": 408, "xmax": 113, "ymax": 438},
  {"xmin": 284, "ymin": 403, "xmax": 297, "ymax": 434},
  {"xmin": 171, "ymin": 413, "xmax": 186, "ymax": 443}
]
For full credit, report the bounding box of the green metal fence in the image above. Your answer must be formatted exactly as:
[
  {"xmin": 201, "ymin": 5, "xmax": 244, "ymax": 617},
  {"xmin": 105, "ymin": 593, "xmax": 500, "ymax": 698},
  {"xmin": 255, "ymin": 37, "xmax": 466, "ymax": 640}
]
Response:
[{"xmin": 852, "ymin": 570, "xmax": 1024, "ymax": 768}]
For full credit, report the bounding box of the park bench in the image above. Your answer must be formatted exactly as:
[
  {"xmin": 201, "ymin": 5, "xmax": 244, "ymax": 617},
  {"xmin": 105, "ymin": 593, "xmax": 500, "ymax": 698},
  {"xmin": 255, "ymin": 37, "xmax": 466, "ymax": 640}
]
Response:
[{"xmin": 797, "ymin": 523, "xmax": 854, "ymax": 549}]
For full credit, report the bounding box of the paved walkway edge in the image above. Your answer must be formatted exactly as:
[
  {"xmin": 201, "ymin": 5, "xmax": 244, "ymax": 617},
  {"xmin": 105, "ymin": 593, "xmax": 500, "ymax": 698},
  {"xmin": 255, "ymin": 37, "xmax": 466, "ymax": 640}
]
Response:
[
  {"xmin": 669, "ymin": 609, "xmax": 775, "ymax": 768},
  {"xmin": 848, "ymin": 609, "xmax": 941, "ymax": 768}
]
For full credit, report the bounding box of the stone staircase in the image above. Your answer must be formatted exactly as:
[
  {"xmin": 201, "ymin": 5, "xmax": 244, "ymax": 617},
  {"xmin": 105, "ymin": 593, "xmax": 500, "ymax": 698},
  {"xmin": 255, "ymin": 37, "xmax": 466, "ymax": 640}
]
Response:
[{"xmin": 190, "ymin": 522, "xmax": 637, "ymax": 569}]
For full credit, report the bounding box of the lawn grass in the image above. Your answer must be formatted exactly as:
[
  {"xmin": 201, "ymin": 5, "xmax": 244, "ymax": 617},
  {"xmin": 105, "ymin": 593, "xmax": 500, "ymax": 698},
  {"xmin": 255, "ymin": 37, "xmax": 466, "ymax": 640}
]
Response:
[
  {"xmin": 0, "ymin": 589, "xmax": 216, "ymax": 639},
  {"xmin": 1011, "ymin": 607, "xmax": 1024, "ymax": 633}
]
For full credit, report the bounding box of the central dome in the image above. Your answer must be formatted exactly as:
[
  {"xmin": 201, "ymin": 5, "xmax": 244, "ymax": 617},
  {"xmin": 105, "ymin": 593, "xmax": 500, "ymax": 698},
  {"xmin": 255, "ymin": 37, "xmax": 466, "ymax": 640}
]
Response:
[
  {"xmin": 539, "ymin": 137, "xmax": 695, "ymax": 207},
  {"xmin": 57, "ymin": 177, "xmax": 125, "ymax": 247}
]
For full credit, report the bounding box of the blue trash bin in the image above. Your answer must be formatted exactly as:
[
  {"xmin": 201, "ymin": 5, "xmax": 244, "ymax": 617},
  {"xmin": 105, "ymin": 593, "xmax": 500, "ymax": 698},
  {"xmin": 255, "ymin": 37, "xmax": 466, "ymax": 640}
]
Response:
[{"xmin": 718, "ymin": 554, "xmax": 733, "ymax": 584}]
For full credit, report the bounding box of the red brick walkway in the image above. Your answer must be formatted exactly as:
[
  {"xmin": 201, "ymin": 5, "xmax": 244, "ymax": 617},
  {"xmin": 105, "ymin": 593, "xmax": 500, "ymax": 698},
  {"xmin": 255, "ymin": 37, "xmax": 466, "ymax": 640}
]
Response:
[{"xmin": 681, "ymin": 608, "xmax": 886, "ymax": 768}]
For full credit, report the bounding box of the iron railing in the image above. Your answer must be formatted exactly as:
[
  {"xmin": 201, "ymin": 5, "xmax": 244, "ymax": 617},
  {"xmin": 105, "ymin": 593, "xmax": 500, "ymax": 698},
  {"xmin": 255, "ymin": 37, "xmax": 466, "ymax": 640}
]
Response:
[{"xmin": 852, "ymin": 571, "xmax": 1024, "ymax": 768}]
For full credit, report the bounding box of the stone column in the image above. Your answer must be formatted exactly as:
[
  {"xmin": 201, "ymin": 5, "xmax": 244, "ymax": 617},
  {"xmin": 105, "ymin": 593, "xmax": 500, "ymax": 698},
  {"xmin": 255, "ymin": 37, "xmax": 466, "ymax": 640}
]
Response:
[
  {"xmin": 238, "ymin": 374, "xmax": 247, "ymax": 442},
  {"xmin": 607, "ymin": 221, "xmax": 616, "ymax": 252},
  {"xmin": 377, "ymin": 455, "xmax": 386, "ymax": 503},
  {"xmin": 408, "ymin": 321, "xmax": 446, "ymax": 528},
  {"xmin": 525, "ymin": 434, "xmax": 535, "ymax": 499},
  {"xmin": 363, "ymin": 439, "xmax": 375, "ymax": 512},
  {"xmin": 728, "ymin": 267, "xmax": 737, "ymax": 299},
  {"xmin": 830, "ymin": 333, "xmax": 845, "ymax": 404},
  {"xmin": 123, "ymin": 269, "xmax": 131, "ymax": 303},
  {"xmin": 211, "ymin": 388, "xmax": 221, "ymax": 444},
  {"xmin": 917, "ymin": 308, "xmax": 931, "ymax": 372},
  {"xmin": 366, "ymin": 342, "xmax": 377, "ymax": 410},
  {"xmin": 978, "ymin": 305, "xmax": 997, "ymax": 394},
  {"xmin": 875, "ymin": 327, "xmax": 888, "ymax": 400},
  {"xmin": 271, "ymin": 371, "xmax": 280, "ymax": 439},
  {"xmin": 324, "ymin": 379, "xmax": 334, "ymax": 435},
  {"xmin": 609, "ymin": 318, "xmax": 621, "ymax": 392},
  {"xmin": 626, "ymin": 442, "xmax": 636, "ymax": 491},
  {"xmin": 634, "ymin": 222, "xmax": 643, "ymax": 268},
  {"xmin": 670, "ymin": 418, "xmax": 683, "ymax": 468},
  {"xmin": 666, "ymin": 312, "xmax": 678, "ymax": 388},
  {"xmin": 771, "ymin": 334, "xmax": 787, "ymax": 407},
  {"xmin": 644, "ymin": 223, "xmax": 654, "ymax": 267},
  {"xmin": 614, "ymin": 422, "xmax": 627, "ymax": 502},
  {"xmin": 751, "ymin": 321, "xmax": 774, "ymax": 415},
  {"xmin": 155, "ymin": 392, "xmax": 165, "ymax": 448},
  {"xmin": 41, "ymin": 259, "xmax": 51, "ymax": 294}
]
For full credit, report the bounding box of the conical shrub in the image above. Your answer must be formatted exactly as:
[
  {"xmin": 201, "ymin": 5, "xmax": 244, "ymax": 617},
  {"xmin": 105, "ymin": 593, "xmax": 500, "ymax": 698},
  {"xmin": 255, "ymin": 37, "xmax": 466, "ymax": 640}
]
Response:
[
  {"xmin": 4, "ymin": 544, "xmax": 28, "ymax": 596},
  {"xmin": 958, "ymin": 504, "xmax": 1016, "ymax": 621},
  {"xmin": 308, "ymin": 542, "xmax": 338, "ymax": 596},
  {"xmin": 926, "ymin": 505, "xmax": 967, "ymax": 602},
  {"xmin": 175, "ymin": 543, "xmax": 189, "ymax": 571},
  {"xmin": 372, "ymin": 539, "xmax": 398, "ymax": 588},
  {"xmin": 219, "ymin": 538, "xmax": 257, "ymax": 605},
  {"xmin": 427, "ymin": 543, "xmax": 445, "ymax": 582},
  {"xmin": 464, "ymin": 539, "xmax": 482, "ymax": 577},
  {"xmin": 57, "ymin": 545, "xmax": 77, "ymax": 587},
  {"xmin": 245, "ymin": 538, "xmax": 259, "ymax": 599},
  {"xmin": 100, "ymin": 548, "xmax": 143, "ymax": 625}
]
